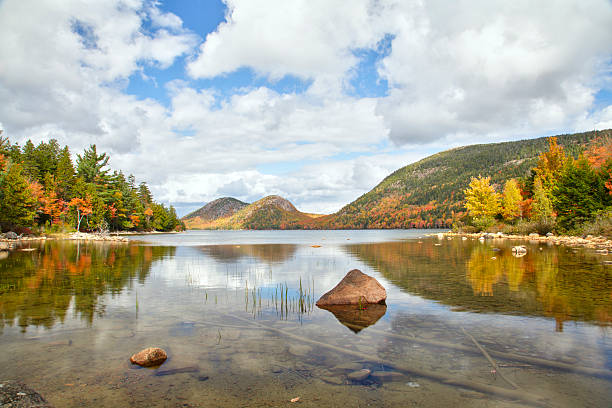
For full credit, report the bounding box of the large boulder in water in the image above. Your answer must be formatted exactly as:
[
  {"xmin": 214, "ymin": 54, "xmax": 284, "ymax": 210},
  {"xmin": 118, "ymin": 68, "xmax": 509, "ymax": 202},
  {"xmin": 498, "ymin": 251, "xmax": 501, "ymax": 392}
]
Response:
[
  {"xmin": 130, "ymin": 347, "xmax": 167, "ymax": 367},
  {"xmin": 316, "ymin": 269, "xmax": 386, "ymax": 306}
]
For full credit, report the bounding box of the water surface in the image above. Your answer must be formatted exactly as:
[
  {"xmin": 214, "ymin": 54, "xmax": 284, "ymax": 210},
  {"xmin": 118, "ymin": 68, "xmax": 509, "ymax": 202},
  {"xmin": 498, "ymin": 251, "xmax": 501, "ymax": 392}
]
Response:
[{"xmin": 1, "ymin": 230, "xmax": 610, "ymax": 407}]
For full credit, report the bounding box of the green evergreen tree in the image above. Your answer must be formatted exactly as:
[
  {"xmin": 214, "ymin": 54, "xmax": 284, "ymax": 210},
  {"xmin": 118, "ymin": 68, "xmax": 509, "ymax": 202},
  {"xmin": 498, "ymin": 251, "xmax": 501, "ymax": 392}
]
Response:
[
  {"xmin": 0, "ymin": 162, "xmax": 37, "ymax": 230},
  {"xmin": 55, "ymin": 146, "xmax": 75, "ymax": 201},
  {"xmin": 76, "ymin": 144, "xmax": 110, "ymax": 183},
  {"xmin": 21, "ymin": 140, "xmax": 39, "ymax": 181},
  {"xmin": 138, "ymin": 182, "xmax": 152, "ymax": 205},
  {"xmin": 34, "ymin": 139, "xmax": 60, "ymax": 180},
  {"xmin": 553, "ymin": 158, "xmax": 608, "ymax": 231}
]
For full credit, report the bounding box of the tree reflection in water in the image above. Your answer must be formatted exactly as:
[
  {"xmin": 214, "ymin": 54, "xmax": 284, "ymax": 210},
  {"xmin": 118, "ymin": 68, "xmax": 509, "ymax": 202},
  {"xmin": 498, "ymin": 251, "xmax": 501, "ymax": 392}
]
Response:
[
  {"xmin": 0, "ymin": 241, "xmax": 174, "ymax": 333},
  {"xmin": 344, "ymin": 239, "xmax": 611, "ymax": 331}
]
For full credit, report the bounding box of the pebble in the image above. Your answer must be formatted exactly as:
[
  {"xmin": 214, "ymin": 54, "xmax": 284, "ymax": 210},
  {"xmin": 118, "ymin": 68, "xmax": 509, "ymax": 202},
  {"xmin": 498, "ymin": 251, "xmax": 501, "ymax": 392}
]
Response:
[{"xmin": 347, "ymin": 369, "xmax": 371, "ymax": 381}]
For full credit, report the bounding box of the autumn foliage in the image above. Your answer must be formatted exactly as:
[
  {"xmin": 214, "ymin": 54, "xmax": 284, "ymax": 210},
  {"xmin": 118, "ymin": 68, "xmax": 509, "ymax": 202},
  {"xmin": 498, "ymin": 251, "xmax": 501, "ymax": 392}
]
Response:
[{"xmin": 0, "ymin": 132, "xmax": 184, "ymax": 233}]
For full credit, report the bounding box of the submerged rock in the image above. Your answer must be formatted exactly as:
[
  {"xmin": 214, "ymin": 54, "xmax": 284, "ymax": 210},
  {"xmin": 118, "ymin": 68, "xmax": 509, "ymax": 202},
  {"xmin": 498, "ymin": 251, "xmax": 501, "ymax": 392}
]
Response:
[
  {"xmin": 347, "ymin": 369, "xmax": 371, "ymax": 381},
  {"xmin": 371, "ymin": 371, "xmax": 404, "ymax": 379},
  {"xmin": 130, "ymin": 347, "xmax": 167, "ymax": 367},
  {"xmin": 0, "ymin": 380, "xmax": 53, "ymax": 407},
  {"xmin": 316, "ymin": 269, "xmax": 386, "ymax": 306}
]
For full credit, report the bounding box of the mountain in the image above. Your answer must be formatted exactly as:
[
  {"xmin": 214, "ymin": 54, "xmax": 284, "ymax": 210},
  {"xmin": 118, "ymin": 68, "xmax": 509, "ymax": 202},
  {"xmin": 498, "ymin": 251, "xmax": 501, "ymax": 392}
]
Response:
[
  {"xmin": 183, "ymin": 197, "xmax": 249, "ymax": 229},
  {"xmin": 183, "ymin": 129, "xmax": 610, "ymax": 230},
  {"xmin": 322, "ymin": 129, "xmax": 610, "ymax": 229},
  {"xmin": 207, "ymin": 195, "xmax": 322, "ymax": 230}
]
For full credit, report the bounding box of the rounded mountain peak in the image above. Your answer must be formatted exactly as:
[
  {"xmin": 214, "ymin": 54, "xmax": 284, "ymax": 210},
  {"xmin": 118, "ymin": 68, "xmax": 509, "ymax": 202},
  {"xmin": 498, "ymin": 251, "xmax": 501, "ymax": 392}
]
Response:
[{"xmin": 257, "ymin": 195, "xmax": 298, "ymax": 213}]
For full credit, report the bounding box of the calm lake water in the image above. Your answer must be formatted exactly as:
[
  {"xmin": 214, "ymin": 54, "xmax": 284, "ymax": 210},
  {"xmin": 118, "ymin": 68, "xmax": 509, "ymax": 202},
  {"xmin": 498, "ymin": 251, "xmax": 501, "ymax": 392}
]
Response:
[{"xmin": 1, "ymin": 230, "xmax": 610, "ymax": 407}]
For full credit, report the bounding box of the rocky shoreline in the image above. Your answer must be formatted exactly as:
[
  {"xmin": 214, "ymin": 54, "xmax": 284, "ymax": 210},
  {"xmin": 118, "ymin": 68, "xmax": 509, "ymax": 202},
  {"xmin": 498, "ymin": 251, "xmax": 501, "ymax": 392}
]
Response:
[
  {"xmin": 0, "ymin": 232, "xmax": 128, "ymax": 251},
  {"xmin": 441, "ymin": 231, "xmax": 612, "ymax": 251}
]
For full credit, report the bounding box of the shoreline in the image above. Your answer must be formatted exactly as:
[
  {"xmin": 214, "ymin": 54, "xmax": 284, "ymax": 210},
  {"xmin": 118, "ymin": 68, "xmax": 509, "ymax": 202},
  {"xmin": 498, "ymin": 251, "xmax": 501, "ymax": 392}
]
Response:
[
  {"xmin": 441, "ymin": 231, "xmax": 612, "ymax": 251},
  {"xmin": 0, "ymin": 232, "xmax": 129, "ymax": 246}
]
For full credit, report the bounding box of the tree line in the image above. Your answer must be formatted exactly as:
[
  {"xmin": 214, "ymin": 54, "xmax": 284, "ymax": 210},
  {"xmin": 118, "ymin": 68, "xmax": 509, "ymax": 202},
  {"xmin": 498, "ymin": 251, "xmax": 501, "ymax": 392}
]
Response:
[
  {"xmin": 462, "ymin": 136, "xmax": 612, "ymax": 235},
  {"xmin": 0, "ymin": 131, "xmax": 183, "ymax": 233}
]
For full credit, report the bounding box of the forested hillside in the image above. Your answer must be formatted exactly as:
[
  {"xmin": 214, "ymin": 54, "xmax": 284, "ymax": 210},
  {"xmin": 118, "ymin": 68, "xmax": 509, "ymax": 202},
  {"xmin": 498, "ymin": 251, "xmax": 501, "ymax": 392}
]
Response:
[
  {"xmin": 0, "ymin": 132, "xmax": 183, "ymax": 233},
  {"xmin": 324, "ymin": 130, "xmax": 610, "ymax": 229},
  {"xmin": 183, "ymin": 197, "xmax": 249, "ymax": 229}
]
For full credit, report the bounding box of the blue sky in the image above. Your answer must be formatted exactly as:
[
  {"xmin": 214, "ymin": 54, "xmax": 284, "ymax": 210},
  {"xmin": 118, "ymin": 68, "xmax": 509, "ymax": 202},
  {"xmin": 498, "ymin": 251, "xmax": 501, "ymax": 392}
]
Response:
[{"xmin": 1, "ymin": 0, "xmax": 611, "ymax": 216}]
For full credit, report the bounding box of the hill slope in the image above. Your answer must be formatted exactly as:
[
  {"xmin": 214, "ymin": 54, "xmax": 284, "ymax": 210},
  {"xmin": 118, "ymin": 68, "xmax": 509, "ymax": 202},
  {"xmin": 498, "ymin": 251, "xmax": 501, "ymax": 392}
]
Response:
[
  {"xmin": 183, "ymin": 197, "xmax": 249, "ymax": 229},
  {"xmin": 323, "ymin": 129, "xmax": 610, "ymax": 229},
  {"xmin": 183, "ymin": 129, "xmax": 610, "ymax": 230},
  {"xmin": 209, "ymin": 195, "xmax": 321, "ymax": 230}
]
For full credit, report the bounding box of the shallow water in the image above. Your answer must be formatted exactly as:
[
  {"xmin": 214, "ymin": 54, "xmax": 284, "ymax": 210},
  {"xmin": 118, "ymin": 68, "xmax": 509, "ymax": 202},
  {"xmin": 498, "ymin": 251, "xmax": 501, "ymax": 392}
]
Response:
[{"xmin": 0, "ymin": 230, "xmax": 610, "ymax": 407}]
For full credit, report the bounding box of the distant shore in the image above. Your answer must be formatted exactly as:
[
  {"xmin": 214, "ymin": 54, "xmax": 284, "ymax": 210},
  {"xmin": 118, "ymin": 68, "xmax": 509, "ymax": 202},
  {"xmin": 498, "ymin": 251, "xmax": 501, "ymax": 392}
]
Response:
[{"xmin": 440, "ymin": 231, "xmax": 612, "ymax": 251}]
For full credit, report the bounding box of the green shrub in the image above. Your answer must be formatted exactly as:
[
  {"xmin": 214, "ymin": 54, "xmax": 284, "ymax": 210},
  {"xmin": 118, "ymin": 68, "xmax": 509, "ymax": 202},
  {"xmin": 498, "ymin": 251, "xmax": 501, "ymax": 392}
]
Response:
[
  {"xmin": 513, "ymin": 219, "xmax": 555, "ymax": 235},
  {"xmin": 575, "ymin": 212, "xmax": 612, "ymax": 238},
  {"xmin": 472, "ymin": 216, "xmax": 495, "ymax": 232}
]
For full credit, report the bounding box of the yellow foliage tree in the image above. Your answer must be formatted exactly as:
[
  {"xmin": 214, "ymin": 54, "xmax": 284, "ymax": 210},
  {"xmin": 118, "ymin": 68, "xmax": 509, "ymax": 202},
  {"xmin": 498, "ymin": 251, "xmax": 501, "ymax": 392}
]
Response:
[
  {"xmin": 464, "ymin": 176, "xmax": 501, "ymax": 218},
  {"xmin": 534, "ymin": 137, "xmax": 568, "ymax": 194},
  {"xmin": 502, "ymin": 179, "xmax": 522, "ymax": 221},
  {"xmin": 531, "ymin": 176, "xmax": 553, "ymax": 221}
]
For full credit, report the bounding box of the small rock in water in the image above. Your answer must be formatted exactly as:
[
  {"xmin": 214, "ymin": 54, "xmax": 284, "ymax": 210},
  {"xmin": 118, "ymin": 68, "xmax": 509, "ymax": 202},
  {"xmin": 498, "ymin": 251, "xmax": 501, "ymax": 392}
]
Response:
[
  {"xmin": 130, "ymin": 347, "xmax": 167, "ymax": 367},
  {"xmin": 407, "ymin": 381, "xmax": 420, "ymax": 388},
  {"xmin": 347, "ymin": 369, "xmax": 371, "ymax": 381}
]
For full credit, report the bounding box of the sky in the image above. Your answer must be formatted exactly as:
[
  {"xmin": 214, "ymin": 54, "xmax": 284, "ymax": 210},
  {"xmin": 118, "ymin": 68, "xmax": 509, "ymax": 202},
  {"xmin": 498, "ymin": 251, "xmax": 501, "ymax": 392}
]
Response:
[{"xmin": 1, "ymin": 0, "xmax": 612, "ymax": 216}]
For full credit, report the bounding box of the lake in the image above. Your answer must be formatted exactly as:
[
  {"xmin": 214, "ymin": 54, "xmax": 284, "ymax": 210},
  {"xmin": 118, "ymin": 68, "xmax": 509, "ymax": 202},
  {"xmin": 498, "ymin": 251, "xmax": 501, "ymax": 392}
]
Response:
[{"xmin": 0, "ymin": 230, "xmax": 610, "ymax": 407}]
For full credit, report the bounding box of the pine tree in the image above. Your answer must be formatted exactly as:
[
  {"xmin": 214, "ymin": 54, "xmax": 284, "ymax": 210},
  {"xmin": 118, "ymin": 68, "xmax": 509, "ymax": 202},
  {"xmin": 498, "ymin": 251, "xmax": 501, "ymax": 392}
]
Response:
[
  {"xmin": 553, "ymin": 157, "xmax": 608, "ymax": 231},
  {"xmin": 76, "ymin": 144, "xmax": 109, "ymax": 183},
  {"xmin": 34, "ymin": 139, "xmax": 60, "ymax": 180},
  {"xmin": 55, "ymin": 146, "xmax": 75, "ymax": 201},
  {"xmin": 0, "ymin": 162, "xmax": 38, "ymax": 230},
  {"xmin": 138, "ymin": 182, "xmax": 152, "ymax": 205},
  {"xmin": 21, "ymin": 140, "xmax": 39, "ymax": 181},
  {"xmin": 501, "ymin": 179, "xmax": 522, "ymax": 221}
]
